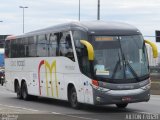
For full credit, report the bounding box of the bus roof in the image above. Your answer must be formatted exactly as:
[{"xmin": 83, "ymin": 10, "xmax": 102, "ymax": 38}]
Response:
[
  {"xmin": 6, "ymin": 35, "xmax": 16, "ymax": 40},
  {"xmin": 19, "ymin": 21, "xmax": 142, "ymax": 37}
]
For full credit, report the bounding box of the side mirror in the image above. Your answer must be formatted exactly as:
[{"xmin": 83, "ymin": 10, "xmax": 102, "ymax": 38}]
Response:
[
  {"xmin": 80, "ymin": 40, "xmax": 94, "ymax": 61},
  {"xmin": 144, "ymin": 40, "xmax": 158, "ymax": 58}
]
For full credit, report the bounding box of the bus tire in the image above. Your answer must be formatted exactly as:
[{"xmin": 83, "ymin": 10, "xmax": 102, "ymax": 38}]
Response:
[
  {"xmin": 116, "ymin": 103, "xmax": 128, "ymax": 108},
  {"xmin": 69, "ymin": 87, "xmax": 80, "ymax": 109},
  {"xmin": 1, "ymin": 81, "xmax": 3, "ymax": 86},
  {"xmin": 16, "ymin": 82, "xmax": 22, "ymax": 99},
  {"xmin": 0, "ymin": 79, "xmax": 3, "ymax": 86},
  {"xmin": 21, "ymin": 82, "xmax": 30, "ymax": 100}
]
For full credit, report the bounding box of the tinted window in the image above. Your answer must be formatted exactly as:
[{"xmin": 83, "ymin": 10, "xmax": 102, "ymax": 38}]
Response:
[
  {"xmin": 11, "ymin": 40, "xmax": 17, "ymax": 58},
  {"xmin": 72, "ymin": 30, "xmax": 88, "ymax": 48},
  {"xmin": 72, "ymin": 30, "xmax": 89, "ymax": 75},
  {"xmin": 5, "ymin": 40, "xmax": 11, "ymax": 58},
  {"xmin": 6, "ymin": 31, "xmax": 74, "ymax": 59},
  {"xmin": 23, "ymin": 37, "xmax": 29, "ymax": 57},
  {"xmin": 17, "ymin": 38, "xmax": 25, "ymax": 57},
  {"xmin": 59, "ymin": 31, "xmax": 74, "ymax": 61},
  {"xmin": 28, "ymin": 36, "xmax": 37, "ymax": 57},
  {"xmin": 48, "ymin": 33, "xmax": 58, "ymax": 57},
  {"xmin": 37, "ymin": 34, "xmax": 48, "ymax": 57}
]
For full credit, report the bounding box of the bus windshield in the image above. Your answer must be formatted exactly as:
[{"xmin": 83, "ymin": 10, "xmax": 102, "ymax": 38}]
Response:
[{"xmin": 92, "ymin": 35, "xmax": 149, "ymax": 83}]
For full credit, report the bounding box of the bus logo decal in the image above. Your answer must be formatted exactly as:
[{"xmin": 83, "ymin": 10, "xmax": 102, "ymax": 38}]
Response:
[{"xmin": 38, "ymin": 60, "xmax": 58, "ymax": 97}]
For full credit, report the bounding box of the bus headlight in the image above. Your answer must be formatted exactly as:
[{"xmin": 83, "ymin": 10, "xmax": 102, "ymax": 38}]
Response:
[
  {"xmin": 141, "ymin": 84, "xmax": 151, "ymax": 90},
  {"xmin": 96, "ymin": 96, "xmax": 101, "ymax": 102}
]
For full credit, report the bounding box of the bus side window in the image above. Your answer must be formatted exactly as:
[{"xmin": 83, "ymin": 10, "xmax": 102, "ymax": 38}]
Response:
[
  {"xmin": 5, "ymin": 40, "xmax": 11, "ymax": 58},
  {"xmin": 17, "ymin": 38, "xmax": 24, "ymax": 58},
  {"xmin": 28, "ymin": 36, "xmax": 37, "ymax": 57},
  {"xmin": 23, "ymin": 37, "xmax": 29, "ymax": 57},
  {"xmin": 72, "ymin": 30, "xmax": 90, "ymax": 76},
  {"xmin": 49, "ymin": 33, "xmax": 58, "ymax": 57},
  {"xmin": 37, "ymin": 35, "xmax": 48, "ymax": 57},
  {"xmin": 59, "ymin": 32, "xmax": 75, "ymax": 61},
  {"xmin": 11, "ymin": 40, "xmax": 17, "ymax": 58}
]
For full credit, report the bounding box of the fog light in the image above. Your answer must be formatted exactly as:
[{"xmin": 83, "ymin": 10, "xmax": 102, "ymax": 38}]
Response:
[{"xmin": 96, "ymin": 96, "xmax": 101, "ymax": 102}]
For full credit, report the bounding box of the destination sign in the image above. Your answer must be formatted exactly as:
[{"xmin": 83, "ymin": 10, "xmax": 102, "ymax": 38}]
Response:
[{"xmin": 95, "ymin": 36, "xmax": 113, "ymax": 41}]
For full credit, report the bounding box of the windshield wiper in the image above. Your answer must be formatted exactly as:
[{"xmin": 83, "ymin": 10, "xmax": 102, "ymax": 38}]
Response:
[
  {"xmin": 111, "ymin": 60, "xmax": 120, "ymax": 79},
  {"xmin": 125, "ymin": 60, "xmax": 140, "ymax": 81},
  {"xmin": 111, "ymin": 52, "xmax": 121, "ymax": 79},
  {"xmin": 121, "ymin": 50, "xmax": 140, "ymax": 81},
  {"xmin": 118, "ymin": 37, "xmax": 139, "ymax": 81}
]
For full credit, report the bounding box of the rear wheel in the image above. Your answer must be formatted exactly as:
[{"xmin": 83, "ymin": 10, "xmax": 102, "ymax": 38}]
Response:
[
  {"xmin": 16, "ymin": 83, "xmax": 22, "ymax": 99},
  {"xmin": 21, "ymin": 82, "xmax": 30, "ymax": 100},
  {"xmin": 116, "ymin": 103, "xmax": 128, "ymax": 108},
  {"xmin": 69, "ymin": 87, "xmax": 80, "ymax": 109}
]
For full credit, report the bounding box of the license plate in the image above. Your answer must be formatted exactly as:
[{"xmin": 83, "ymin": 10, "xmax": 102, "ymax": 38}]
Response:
[{"xmin": 122, "ymin": 97, "xmax": 131, "ymax": 101}]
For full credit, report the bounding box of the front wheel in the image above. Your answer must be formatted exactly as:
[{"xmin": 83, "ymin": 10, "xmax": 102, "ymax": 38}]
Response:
[
  {"xmin": 0, "ymin": 79, "xmax": 3, "ymax": 86},
  {"xmin": 1, "ymin": 81, "xmax": 3, "ymax": 86},
  {"xmin": 116, "ymin": 103, "xmax": 128, "ymax": 108},
  {"xmin": 69, "ymin": 87, "xmax": 80, "ymax": 109}
]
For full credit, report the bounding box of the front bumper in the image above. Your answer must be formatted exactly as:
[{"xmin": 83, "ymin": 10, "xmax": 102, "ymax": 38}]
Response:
[{"xmin": 93, "ymin": 86, "xmax": 150, "ymax": 105}]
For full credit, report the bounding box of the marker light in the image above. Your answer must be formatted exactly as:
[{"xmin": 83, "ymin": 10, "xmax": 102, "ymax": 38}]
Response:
[{"xmin": 92, "ymin": 80, "xmax": 99, "ymax": 87}]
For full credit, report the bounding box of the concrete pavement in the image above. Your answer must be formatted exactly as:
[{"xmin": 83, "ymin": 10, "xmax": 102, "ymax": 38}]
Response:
[{"xmin": 0, "ymin": 86, "xmax": 159, "ymax": 120}]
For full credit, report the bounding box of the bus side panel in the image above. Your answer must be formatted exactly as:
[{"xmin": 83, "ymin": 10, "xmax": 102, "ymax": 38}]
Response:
[
  {"xmin": 81, "ymin": 75, "xmax": 94, "ymax": 105},
  {"xmin": 64, "ymin": 74, "xmax": 84, "ymax": 103},
  {"xmin": 5, "ymin": 71, "xmax": 15, "ymax": 92},
  {"xmin": 26, "ymin": 72, "xmax": 39, "ymax": 96},
  {"xmin": 56, "ymin": 73, "xmax": 67, "ymax": 100},
  {"xmin": 5, "ymin": 59, "xmax": 15, "ymax": 92}
]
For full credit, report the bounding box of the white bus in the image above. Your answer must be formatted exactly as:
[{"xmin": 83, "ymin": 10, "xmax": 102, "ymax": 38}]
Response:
[{"xmin": 5, "ymin": 21, "xmax": 158, "ymax": 109}]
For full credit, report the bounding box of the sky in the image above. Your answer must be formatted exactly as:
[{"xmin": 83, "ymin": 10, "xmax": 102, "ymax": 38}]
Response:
[{"xmin": 0, "ymin": 0, "xmax": 160, "ymax": 50}]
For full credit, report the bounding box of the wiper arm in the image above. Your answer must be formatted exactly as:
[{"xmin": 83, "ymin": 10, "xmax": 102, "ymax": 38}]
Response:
[
  {"xmin": 118, "ymin": 36, "xmax": 139, "ymax": 81},
  {"xmin": 111, "ymin": 60, "xmax": 120, "ymax": 79},
  {"xmin": 111, "ymin": 52, "xmax": 121, "ymax": 79},
  {"xmin": 126, "ymin": 60, "xmax": 140, "ymax": 81}
]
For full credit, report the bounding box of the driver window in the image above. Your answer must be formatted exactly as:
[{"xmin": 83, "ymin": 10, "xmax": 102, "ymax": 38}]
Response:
[{"xmin": 72, "ymin": 30, "xmax": 90, "ymax": 76}]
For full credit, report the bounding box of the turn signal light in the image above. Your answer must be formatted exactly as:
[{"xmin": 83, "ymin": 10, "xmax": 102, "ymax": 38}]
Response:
[{"xmin": 92, "ymin": 80, "xmax": 99, "ymax": 86}]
